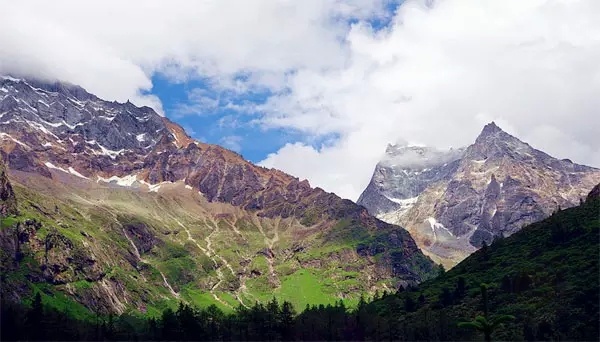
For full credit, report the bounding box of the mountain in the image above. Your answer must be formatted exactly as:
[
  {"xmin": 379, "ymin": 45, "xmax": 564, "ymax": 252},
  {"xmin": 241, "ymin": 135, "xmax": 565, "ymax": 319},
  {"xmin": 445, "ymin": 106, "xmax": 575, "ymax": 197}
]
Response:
[
  {"xmin": 358, "ymin": 122, "xmax": 600, "ymax": 267},
  {"xmin": 0, "ymin": 76, "xmax": 435, "ymax": 314},
  {"xmin": 3, "ymin": 183, "xmax": 597, "ymax": 341}
]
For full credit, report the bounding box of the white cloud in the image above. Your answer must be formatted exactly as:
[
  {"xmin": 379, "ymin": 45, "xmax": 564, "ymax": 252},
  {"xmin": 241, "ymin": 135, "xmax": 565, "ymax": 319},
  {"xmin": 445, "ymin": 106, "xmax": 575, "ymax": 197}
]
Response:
[
  {"xmin": 0, "ymin": 0, "xmax": 390, "ymax": 112},
  {"xmin": 220, "ymin": 135, "xmax": 243, "ymax": 153},
  {"xmin": 1, "ymin": 0, "xmax": 599, "ymax": 201},
  {"xmin": 260, "ymin": 0, "xmax": 600, "ymax": 200}
]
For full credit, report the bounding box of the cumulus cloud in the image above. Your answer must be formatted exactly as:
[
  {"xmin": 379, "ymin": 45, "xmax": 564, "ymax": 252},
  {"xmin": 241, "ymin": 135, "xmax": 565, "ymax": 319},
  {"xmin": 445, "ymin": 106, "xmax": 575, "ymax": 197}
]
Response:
[
  {"xmin": 0, "ymin": 0, "xmax": 390, "ymax": 112},
  {"xmin": 260, "ymin": 0, "xmax": 600, "ymax": 199},
  {"xmin": 1, "ymin": 0, "xmax": 599, "ymax": 201}
]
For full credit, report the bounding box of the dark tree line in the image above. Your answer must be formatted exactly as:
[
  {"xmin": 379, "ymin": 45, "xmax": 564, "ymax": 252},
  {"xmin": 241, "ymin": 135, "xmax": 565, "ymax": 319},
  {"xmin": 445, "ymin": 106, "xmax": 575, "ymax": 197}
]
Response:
[
  {"xmin": 1, "ymin": 289, "xmax": 458, "ymax": 341},
  {"xmin": 1, "ymin": 269, "xmax": 597, "ymax": 341},
  {"xmin": 0, "ymin": 280, "xmax": 479, "ymax": 341}
]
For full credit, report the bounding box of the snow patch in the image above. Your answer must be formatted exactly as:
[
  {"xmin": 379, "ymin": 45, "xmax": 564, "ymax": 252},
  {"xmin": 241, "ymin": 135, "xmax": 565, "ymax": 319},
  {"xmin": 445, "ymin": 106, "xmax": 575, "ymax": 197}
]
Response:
[
  {"xmin": 97, "ymin": 174, "xmax": 139, "ymax": 187},
  {"xmin": 426, "ymin": 217, "xmax": 455, "ymax": 237},
  {"xmin": 147, "ymin": 181, "xmax": 173, "ymax": 193},
  {"xmin": 94, "ymin": 144, "xmax": 125, "ymax": 159},
  {"xmin": 0, "ymin": 133, "xmax": 29, "ymax": 149},
  {"xmin": 44, "ymin": 162, "xmax": 88, "ymax": 179},
  {"xmin": 68, "ymin": 167, "xmax": 89, "ymax": 179},
  {"xmin": 25, "ymin": 119, "xmax": 59, "ymax": 139},
  {"xmin": 385, "ymin": 196, "xmax": 418, "ymax": 206},
  {"xmin": 56, "ymin": 120, "xmax": 84, "ymax": 130},
  {"xmin": 39, "ymin": 119, "xmax": 63, "ymax": 127},
  {"xmin": 100, "ymin": 176, "xmax": 174, "ymax": 193},
  {"xmin": 148, "ymin": 184, "xmax": 162, "ymax": 192},
  {"xmin": 98, "ymin": 115, "xmax": 115, "ymax": 122},
  {"xmin": 1, "ymin": 76, "xmax": 22, "ymax": 82}
]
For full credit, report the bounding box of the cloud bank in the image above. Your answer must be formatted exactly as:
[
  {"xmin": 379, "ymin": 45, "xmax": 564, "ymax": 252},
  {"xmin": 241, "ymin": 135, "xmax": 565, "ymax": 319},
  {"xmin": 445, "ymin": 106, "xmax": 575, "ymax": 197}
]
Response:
[
  {"xmin": 1, "ymin": 0, "xmax": 599, "ymax": 200},
  {"xmin": 0, "ymin": 0, "xmax": 389, "ymax": 113},
  {"xmin": 259, "ymin": 0, "xmax": 600, "ymax": 199}
]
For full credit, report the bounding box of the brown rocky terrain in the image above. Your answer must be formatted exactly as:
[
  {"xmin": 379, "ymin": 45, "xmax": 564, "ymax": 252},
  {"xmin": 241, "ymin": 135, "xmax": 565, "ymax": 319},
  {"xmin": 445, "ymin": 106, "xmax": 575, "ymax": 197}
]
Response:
[{"xmin": 0, "ymin": 77, "xmax": 435, "ymax": 313}]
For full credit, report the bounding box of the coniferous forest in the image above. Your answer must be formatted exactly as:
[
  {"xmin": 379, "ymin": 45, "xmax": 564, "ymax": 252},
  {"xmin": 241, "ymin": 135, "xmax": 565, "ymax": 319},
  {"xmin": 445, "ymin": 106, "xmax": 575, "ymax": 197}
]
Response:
[{"xmin": 2, "ymin": 189, "xmax": 598, "ymax": 341}]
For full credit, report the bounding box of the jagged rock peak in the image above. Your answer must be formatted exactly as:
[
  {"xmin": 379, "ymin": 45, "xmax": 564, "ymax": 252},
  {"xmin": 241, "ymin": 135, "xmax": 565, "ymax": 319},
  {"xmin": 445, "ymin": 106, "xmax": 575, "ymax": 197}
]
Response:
[
  {"xmin": 358, "ymin": 121, "xmax": 600, "ymax": 268},
  {"xmin": 473, "ymin": 121, "xmax": 516, "ymax": 144},
  {"xmin": 480, "ymin": 121, "xmax": 503, "ymax": 136},
  {"xmin": 467, "ymin": 122, "xmax": 537, "ymax": 161},
  {"xmin": 475, "ymin": 121, "xmax": 517, "ymax": 141}
]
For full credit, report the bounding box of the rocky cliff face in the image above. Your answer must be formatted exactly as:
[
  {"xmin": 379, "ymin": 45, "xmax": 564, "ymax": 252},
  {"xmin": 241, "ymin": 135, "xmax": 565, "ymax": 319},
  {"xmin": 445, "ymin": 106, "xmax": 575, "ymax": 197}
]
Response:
[
  {"xmin": 358, "ymin": 122, "xmax": 600, "ymax": 267},
  {"xmin": 0, "ymin": 156, "xmax": 17, "ymax": 216},
  {"xmin": 357, "ymin": 145, "xmax": 465, "ymax": 217},
  {"xmin": 0, "ymin": 76, "xmax": 435, "ymax": 313}
]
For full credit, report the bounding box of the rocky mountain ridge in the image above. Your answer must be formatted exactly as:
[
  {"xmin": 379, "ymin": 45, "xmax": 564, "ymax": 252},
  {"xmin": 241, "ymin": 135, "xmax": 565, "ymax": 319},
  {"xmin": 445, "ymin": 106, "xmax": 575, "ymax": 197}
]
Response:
[
  {"xmin": 358, "ymin": 122, "xmax": 600, "ymax": 267},
  {"xmin": 0, "ymin": 76, "xmax": 435, "ymax": 314},
  {"xmin": 0, "ymin": 76, "xmax": 369, "ymax": 223}
]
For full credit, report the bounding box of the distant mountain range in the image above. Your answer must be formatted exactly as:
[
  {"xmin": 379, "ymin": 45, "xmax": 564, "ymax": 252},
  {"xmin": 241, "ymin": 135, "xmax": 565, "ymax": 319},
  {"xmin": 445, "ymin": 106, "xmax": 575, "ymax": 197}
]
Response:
[
  {"xmin": 358, "ymin": 122, "xmax": 600, "ymax": 267},
  {"xmin": 0, "ymin": 76, "xmax": 435, "ymax": 314}
]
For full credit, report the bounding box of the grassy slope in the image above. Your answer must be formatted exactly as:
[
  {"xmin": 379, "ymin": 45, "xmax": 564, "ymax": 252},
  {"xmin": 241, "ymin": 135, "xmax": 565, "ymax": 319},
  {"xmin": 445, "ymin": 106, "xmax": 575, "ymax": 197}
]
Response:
[
  {"xmin": 368, "ymin": 191, "xmax": 599, "ymax": 340},
  {"xmin": 1, "ymin": 171, "xmax": 417, "ymax": 317}
]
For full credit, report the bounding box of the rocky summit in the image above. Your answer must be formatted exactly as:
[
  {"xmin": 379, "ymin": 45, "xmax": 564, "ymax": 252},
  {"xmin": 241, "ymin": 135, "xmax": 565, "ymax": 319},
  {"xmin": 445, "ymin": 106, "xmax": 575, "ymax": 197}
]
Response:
[
  {"xmin": 0, "ymin": 77, "xmax": 435, "ymax": 314},
  {"xmin": 358, "ymin": 122, "xmax": 600, "ymax": 268}
]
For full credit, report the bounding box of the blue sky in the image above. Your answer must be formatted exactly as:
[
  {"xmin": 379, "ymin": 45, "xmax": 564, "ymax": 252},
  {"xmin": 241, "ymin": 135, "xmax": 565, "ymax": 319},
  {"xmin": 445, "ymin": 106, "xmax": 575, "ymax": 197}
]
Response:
[
  {"xmin": 151, "ymin": 73, "xmax": 347, "ymax": 163},
  {"xmin": 149, "ymin": 74, "xmax": 295, "ymax": 161}
]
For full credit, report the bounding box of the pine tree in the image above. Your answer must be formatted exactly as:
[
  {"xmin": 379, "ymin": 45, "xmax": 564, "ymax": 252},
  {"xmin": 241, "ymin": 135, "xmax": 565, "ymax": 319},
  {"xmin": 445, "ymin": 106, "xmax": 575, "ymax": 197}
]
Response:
[
  {"xmin": 481, "ymin": 241, "xmax": 490, "ymax": 261},
  {"xmin": 458, "ymin": 284, "xmax": 514, "ymax": 342},
  {"xmin": 280, "ymin": 301, "xmax": 296, "ymax": 341},
  {"xmin": 161, "ymin": 308, "xmax": 179, "ymax": 340},
  {"xmin": 27, "ymin": 293, "xmax": 44, "ymax": 340},
  {"xmin": 404, "ymin": 296, "xmax": 417, "ymax": 312},
  {"xmin": 455, "ymin": 276, "xmax": 467, "ymax": 298}
]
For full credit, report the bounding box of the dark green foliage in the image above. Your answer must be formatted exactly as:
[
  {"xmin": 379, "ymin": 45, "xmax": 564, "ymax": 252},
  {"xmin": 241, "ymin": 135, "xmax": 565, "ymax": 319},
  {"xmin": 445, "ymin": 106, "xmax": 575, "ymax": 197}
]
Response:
[{"xmin": 363, "ymin": 192, "xmax": 600, "ymax": 341}]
